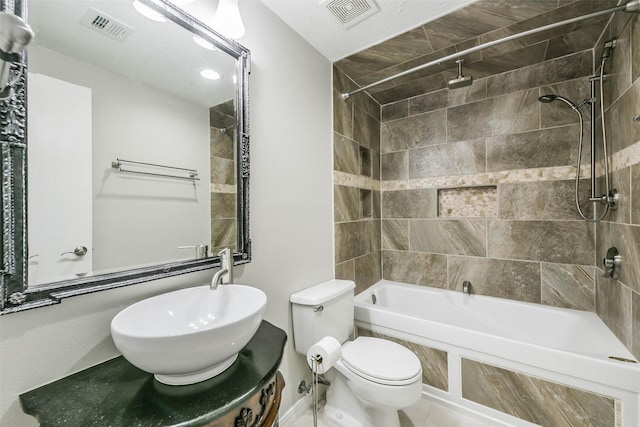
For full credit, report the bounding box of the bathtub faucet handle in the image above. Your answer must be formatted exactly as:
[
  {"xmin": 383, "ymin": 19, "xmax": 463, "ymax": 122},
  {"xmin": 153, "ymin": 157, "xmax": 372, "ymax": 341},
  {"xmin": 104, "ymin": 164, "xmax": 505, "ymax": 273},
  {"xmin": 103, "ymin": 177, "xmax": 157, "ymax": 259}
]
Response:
[{"xmin": 462, "ymin": 281, "xmax": 472, "ymax": 294}]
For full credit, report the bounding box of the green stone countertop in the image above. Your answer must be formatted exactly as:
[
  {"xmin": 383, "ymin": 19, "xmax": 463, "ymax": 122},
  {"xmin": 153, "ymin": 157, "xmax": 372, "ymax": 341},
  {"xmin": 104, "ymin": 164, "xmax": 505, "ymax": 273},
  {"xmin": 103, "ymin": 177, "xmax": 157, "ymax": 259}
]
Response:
[{"xmin": 20, "ymin": 320, "xmax": 287, "ymax": 427}]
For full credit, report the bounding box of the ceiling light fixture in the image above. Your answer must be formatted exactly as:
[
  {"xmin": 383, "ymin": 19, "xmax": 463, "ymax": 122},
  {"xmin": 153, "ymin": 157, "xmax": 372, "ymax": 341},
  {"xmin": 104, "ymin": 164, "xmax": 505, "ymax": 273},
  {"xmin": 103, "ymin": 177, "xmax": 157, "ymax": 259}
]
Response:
[
  {"xmin": 132, "ymin": 0, "xmax": 167, "ymax": 22},
  {"xmin": 200, "ymin": 69, "xmax": 221, "ymax": 80},
  {"xmin": 211, "ymin": 0, "xmax": 245, "ymax": 39}
]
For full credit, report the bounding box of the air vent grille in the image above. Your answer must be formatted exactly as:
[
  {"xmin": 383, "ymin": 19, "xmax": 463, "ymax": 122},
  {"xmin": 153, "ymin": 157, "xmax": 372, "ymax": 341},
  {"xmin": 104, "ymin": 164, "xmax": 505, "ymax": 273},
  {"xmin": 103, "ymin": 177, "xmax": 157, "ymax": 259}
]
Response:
[
  {"xmin": 322, "ymin": 0, "xmax": 379, "ymax": 28},
  {"xmin": 80, "ymin": 8, "xmax": 134, "ymax": 41}
]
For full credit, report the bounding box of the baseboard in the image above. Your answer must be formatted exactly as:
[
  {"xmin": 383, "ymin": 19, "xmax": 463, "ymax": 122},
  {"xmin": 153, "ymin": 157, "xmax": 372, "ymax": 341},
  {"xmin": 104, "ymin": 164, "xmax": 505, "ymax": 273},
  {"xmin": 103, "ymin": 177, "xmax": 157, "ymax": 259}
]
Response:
[{"xmin": 278, "ymin": 393, "xmax": 313, "ymax": 427}]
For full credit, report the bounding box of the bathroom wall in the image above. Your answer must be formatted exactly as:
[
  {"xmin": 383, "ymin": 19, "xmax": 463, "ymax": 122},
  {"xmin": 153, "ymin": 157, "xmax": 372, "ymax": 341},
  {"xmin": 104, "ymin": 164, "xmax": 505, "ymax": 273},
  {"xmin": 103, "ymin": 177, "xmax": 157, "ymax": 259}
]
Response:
[
  {"xmin": 333, "ymin": 70, "xmax": 383, "ymax": 294},
  {"xmin": 0, "ymin": 1, "xmax": 333, "ymax": 425},
  {"xmin": 29, "ymin": 45, "xmax": 212, "ymax": 272},
  {"xmin": 594, "ymin": 12, "xmax": 640, "ymax": 360},
  {"xmin": 333, "ymin": 8, "xmax": 640, "ymax": 360}
]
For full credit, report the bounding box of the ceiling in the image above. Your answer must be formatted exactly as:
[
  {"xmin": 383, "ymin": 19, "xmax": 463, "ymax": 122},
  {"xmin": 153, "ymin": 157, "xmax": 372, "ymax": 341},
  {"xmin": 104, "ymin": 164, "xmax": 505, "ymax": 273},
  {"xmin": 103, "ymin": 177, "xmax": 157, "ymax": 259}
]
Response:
[
  {"xmin": 258, "ymin": 0, "xmax": 477, "ymax": 61},
  {"xmin": 269, "ymin": 0, "xmax": 618, "ymax": 105},
  {"xmin": 29, "ymin": 0, "xmax": 237, "ymax": 108}
]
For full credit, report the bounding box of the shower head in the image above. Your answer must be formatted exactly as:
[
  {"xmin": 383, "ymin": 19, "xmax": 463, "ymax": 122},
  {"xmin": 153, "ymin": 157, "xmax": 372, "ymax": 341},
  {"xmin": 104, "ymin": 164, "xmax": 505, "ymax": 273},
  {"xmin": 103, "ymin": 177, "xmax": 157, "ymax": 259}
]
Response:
[
  {"xmin": 538, "ymin": 94, "xmax": 579, "ymax": 110},
  {"xmin": 448, "ymin": 59, "xmax": 473, "ymax": 90}
]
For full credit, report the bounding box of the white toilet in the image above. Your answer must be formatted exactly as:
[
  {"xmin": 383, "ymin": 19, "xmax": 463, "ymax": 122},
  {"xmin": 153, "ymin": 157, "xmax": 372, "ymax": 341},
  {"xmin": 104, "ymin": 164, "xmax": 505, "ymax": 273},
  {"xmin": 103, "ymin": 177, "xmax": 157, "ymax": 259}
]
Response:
[{"xmin": 290, "ymin": 279, "xmax": 423, "ymax": 427}]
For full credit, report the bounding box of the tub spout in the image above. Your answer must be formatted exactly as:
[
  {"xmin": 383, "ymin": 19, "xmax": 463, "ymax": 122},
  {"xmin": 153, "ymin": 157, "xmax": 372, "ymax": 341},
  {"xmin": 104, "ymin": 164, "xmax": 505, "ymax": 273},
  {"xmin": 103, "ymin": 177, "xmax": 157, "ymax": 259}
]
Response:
[{"xmin": 462, "ymin": 281, "xmax": 472, "ymax": 294}]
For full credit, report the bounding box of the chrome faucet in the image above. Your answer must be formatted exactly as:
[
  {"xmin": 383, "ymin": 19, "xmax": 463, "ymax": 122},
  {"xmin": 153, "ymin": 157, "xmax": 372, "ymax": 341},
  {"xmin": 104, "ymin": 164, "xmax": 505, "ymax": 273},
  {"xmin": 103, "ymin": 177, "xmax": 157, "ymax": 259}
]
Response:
[
  {"xmin": 210, "ymin": 248, "xmax": 233, "ymax": 290},
  {"xmin": 462, "ymin": 281, "xmax": 472, "ymax": 294}
]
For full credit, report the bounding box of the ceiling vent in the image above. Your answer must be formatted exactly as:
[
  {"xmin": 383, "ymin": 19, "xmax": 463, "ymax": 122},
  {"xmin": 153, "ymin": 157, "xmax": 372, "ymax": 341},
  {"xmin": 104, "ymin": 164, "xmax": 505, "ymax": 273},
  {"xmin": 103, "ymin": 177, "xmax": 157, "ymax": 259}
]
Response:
[
  {"xmin": 80, "ymin": 8, "xmax": 134, "ymax": 41},
  {"xmin": 322, "ymin": 0, "xmax": 379, "ymax": 28}
]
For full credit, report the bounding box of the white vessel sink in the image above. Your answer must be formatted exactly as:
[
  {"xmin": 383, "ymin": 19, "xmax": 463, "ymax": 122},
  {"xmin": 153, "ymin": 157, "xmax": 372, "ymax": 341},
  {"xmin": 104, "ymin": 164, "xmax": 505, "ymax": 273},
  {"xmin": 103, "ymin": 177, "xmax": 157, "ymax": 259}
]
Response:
[{"xmin": 111, "ymin": 284, "xmax": 267, "ymax": 385}]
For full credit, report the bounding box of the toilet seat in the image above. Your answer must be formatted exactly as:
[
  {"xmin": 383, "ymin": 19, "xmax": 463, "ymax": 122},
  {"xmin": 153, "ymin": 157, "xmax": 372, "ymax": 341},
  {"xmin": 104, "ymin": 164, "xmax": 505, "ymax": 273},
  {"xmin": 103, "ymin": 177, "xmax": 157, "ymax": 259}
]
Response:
[{"xmin": 341, "ymin": 337, "xmax": 422, "ymax": 386}]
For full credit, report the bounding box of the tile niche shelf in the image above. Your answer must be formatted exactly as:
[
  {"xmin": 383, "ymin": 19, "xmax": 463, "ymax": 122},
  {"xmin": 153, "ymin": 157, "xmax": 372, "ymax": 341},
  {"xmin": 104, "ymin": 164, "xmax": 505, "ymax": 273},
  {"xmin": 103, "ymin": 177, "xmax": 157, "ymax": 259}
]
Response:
[{"xmin": 438, "ymin": 186, "xmax": 498, "ymax": 218}]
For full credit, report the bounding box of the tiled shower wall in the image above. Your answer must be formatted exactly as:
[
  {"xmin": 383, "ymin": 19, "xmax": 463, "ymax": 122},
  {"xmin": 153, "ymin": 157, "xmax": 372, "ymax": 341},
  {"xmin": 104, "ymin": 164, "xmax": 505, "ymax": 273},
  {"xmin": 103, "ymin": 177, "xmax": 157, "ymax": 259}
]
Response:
[
  {"xmin": 333, "ymin": 69, "xmax": 382, "ymax": 295},
  {"xmin": 210, "ymin": 100, "xmax": 237, "ymax": 253},
  {"xmin": 594, "ymin": 12, "xmax": 640, "ymax": 360},
  {"xmin": 333, "ymin": 15, "xmax": 640, "ymax": 359}
]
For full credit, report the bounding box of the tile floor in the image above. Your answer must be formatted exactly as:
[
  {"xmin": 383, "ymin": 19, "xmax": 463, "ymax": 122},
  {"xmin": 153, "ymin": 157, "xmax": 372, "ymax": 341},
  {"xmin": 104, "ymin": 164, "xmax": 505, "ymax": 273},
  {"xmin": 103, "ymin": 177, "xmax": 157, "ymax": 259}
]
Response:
[{"xmin": 291, "ymin": 397, "xmax": 497, "ymax": 427}]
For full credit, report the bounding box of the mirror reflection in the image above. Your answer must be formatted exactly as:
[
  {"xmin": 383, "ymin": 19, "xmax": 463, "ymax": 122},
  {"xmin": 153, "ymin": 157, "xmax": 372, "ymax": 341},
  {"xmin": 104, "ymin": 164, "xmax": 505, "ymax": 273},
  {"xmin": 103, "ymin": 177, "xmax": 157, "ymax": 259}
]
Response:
[{"xmin": 27, "ymin": 0, "xmax": 239, "ymax": 287}]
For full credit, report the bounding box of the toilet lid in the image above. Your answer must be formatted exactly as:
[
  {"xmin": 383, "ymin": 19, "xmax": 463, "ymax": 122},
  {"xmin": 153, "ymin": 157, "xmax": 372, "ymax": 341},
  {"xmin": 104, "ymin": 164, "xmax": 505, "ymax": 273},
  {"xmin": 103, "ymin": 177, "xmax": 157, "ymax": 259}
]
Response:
[{"xmin": 342, "ymin": 337, "xmax": 422, "ymax": 384}]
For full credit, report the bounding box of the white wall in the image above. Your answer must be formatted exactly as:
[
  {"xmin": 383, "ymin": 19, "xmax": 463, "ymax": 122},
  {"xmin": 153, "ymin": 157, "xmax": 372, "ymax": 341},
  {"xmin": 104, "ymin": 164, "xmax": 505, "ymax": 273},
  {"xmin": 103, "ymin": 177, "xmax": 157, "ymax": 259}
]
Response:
[
  {"xmin": 0, "ymin": 1, "xmax": 333, "ymax": 425},
  {"xmin": 29, "ymin": 45, "xmax": 211, "ymax": 273}
]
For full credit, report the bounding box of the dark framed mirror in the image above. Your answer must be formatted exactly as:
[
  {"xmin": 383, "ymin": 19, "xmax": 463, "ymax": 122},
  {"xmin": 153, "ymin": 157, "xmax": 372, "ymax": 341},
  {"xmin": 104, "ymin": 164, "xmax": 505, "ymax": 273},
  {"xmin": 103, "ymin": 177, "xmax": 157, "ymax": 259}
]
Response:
[{"xmin": 0, "ymin": 0, "xmax": 250, "ymax": 314}]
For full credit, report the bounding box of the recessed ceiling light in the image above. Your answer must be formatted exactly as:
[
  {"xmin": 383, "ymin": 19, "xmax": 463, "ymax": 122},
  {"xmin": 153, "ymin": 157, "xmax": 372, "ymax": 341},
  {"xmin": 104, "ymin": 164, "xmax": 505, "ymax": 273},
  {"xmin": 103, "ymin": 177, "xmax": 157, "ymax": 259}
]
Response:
[
  {"xmin": 193, "ymin": 35, "xmax": 216, "ymax": 50},
  {"xmin": 200, "ymin": 69, "xmax": 221, "ymax": 80},
  {"xmin": 132, "ymin": 0, "xmax": 167, "ymax": 22}
]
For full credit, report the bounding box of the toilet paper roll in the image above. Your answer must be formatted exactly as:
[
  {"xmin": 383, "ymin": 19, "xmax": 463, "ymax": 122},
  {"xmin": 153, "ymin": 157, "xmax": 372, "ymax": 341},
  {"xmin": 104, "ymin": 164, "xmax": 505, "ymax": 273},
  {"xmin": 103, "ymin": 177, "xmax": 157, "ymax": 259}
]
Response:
[{"xmin": 307, "ymin": 336, "xmax": 341, "ymax": 374}]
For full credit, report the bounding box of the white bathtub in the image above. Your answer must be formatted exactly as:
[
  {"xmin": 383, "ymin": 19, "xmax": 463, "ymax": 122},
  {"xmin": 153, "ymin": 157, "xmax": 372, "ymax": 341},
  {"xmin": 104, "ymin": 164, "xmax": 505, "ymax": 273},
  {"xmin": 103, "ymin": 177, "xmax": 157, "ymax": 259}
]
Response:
[{"xmin": 354, "ymin": 280, "xmax": 640, "ymax": 426}]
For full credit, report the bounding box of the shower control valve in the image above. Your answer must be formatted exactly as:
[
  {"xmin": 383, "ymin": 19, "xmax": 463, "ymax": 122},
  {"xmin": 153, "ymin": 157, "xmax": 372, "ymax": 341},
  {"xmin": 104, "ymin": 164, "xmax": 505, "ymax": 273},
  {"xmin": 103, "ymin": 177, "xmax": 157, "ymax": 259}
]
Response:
[{"xmin": 602, "ymin": 247, "xmax": 621, "ymax": 280}]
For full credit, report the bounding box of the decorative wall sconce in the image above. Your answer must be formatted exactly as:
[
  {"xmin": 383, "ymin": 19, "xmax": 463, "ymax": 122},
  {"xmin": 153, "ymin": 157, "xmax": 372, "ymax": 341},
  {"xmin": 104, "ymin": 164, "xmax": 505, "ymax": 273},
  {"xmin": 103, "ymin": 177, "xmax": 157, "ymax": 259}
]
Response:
[
  {"xmin": 0, "ymin": 12, "xmax": 33, "ymax": 100},
  {"xmin": 211, "ymin": 0, "xmax": 245, "ymax": 39}
]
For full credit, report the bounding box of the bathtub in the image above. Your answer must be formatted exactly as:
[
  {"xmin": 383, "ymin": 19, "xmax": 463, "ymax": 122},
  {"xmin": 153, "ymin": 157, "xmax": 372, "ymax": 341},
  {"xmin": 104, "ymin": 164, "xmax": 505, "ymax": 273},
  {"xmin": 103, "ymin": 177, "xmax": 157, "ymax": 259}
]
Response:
[{"xmin": 354, "ymin": 280, "xmax": 640, "ymax": 427}]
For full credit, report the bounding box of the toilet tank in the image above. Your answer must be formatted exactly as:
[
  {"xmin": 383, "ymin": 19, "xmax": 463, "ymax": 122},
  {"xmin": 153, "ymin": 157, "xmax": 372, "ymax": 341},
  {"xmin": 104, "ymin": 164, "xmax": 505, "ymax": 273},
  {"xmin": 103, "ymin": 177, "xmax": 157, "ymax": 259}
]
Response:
[{"xmin": 290, "ymin": 279, "xmax": 356, "ymax": 355}]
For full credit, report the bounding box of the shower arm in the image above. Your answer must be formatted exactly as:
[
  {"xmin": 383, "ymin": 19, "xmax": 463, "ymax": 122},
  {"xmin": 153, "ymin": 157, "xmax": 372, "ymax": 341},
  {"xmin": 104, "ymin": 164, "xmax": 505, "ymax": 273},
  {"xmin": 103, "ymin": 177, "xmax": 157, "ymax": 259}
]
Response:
[{"xmin": 340, "ymin": 0, "xmax": 640, "ymax": 100}]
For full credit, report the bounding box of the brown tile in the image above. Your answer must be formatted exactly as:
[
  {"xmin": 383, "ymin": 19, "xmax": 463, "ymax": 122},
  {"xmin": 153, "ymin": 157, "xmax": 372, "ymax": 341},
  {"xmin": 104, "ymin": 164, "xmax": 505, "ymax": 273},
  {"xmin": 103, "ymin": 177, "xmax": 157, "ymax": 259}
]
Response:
[
  {"xmin": 605, "ymin": 79, "xmax": 640, "ymax": 155},
  {"xmin": 210, "ymin": 156, "xmax": 234, "ymax": 185},
  {"xmin": 462, "ymin": 358, "xmax": 615, "ymax": 427},
  {"xmin": 540, "ymin": 78, "xmax": 593, "ymax": 127},
  {"xmin": 382, "ymin": 189, "xmax": 437, "ymax": 219},
  {"xmin": 336, "ymin": 27, "xmax": 434, "ymax": 81},
  {"xmin": 334, "ymin": 185, "xmax": 360, "ymax": 222},
  {"xmin": 545, "ymin": 17, "xmax": 611, "ymax": 61},
  {"xmin": 486, "ymin": 50, "xmax": 592, "ymax": 98},
  {"xmin": 465, "ymin": 41, "xmax": 548, "ymax": 81},
  {"xmin": 447, "ymin": 89, "xmax": 539, "ymax": 142},
  {"xmin": 448, "ymin": 256, "xmax": 541, "ymax": 303},
  {"xmin": 409, "ymin": 89, "xmax": 447, "ymax": 115},
  {"xmin": 333, "ymin": 133, "xmax": 359, "ymax": 175},
  {"xmin": 381, "ymin": 151, "xmax": 408, "ymax": 181},
  {"xmin": 382, "ymin": 250, "xmax": 447, "ymax": 287},
  {"xmin": 335, "ymin": 221, "xmax": 371, "ymax": 264},
  {"xmin": 541, "ymin": 263, "xmax": 595, "ymax": 311},
  {"xmin": 355, "ymin": 251, "xmax": 381, "ymax": 292},
  {"xmin": 486, "ymin": 124, "xmax": 580, "ymax": 171},
  {"xmin": 487, "ymin": 220, "xmax": 594, "ymax": 265},
  {"xmin": 353, "ymin": 105, "xmax": 380, "ymax": 150},
  {"xmin": 632, "ymin": 15, "xmax": 640, "ymax": 83},
  {"xmin": 410, "ymin": 219, "xmax": 487, "ymax": 257},
  {"xmin": 596, "ymin": 274, "xmax": 633, "ymax": 349},
  {"xmin": 381, "ymin": 100, "xmax": 408, "ymax": 122},
  {"xmin": 409, "ymin": 139, "xmax": 486, "ymax": 179},
  {"xmin": 333, "ymin": 65, "xmax": 359, "ymax": 95},
  {"xmin": 603, "ymin": 222, "xmax": 640, "ymax": 295},
  {"xmin": 210, "ymin": 192, "xmax": 236, "ymax": 219},
  {"xmin": 633, "ymin": 163, "xmax": 640, "ymax": 225},
  {"xmin": 598, "ymin": 167, "xmax": 631, "ymax": 225},
  {"xmin": 381, "ymin": 109, "xmax": 446, "ymax": 152},
  {"xmin": 211, "ymin": 218, "xmax": 236, "ymax": 249},
  {"xmin": 335, "ymin": 260, "xmax": 355, "ymax": 282},
  {"xmin": 422, "ymin": 0, "xmax": 550, "ymax": 52},
  {"xmin": 372, "ymin": 73, "xmax": 448, "ymax": 105},
  {"xmin": 372, "ymin": 190, "xmax": 381, "ymax": 220},
  {"xmin": 633, "ymin": 290, "xmax": 640, "ymax": 360},
  {"xmin": 605, "ymin": 21, "xmax": 632, "ymax": 110},
  {"xmin": 382, "ymin": 220, "xmax": 409, "ymax": 251},
  {"xmin": 210, "ymin": 127, "xmax": 234, "ymax": 160},
  {"xmin": 446, "ymin": 78, "xmax": 487, "ymax": 107},
  {"xmin": 333, "ymin": 89, "xmax": 353, "ymax": 138},
  {"xmin": 498, "ymin": 180, "xmax": 591, "ymax": 221}
]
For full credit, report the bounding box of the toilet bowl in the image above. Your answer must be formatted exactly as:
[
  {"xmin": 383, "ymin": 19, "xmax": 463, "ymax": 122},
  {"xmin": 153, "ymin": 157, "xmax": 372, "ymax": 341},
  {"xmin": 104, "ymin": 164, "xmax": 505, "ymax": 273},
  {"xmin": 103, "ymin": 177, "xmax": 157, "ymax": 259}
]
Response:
[
  {"xmin": 323, "ymin": 337, "xmax": 423, "ymax": 427},
  {"xmin": 290, "ymin": 280, "xmax": 423, "ymax": 427}
]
